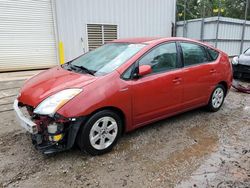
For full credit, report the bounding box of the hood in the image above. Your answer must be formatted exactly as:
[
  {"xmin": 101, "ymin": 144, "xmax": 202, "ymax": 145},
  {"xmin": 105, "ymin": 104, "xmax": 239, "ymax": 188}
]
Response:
[
  {"xmin": 18, "ymin": 66, "xmax": 97, "ymax": 107},
  {"xmin": 239, "ymin": 54, "xmax": 250, "ymax": 66}
]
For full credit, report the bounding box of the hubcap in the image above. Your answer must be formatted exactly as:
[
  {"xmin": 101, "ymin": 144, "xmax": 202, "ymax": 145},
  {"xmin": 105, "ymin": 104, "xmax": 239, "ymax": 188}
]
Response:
[
  {"xmin": 89, "ymin": 117, "xmax": 118, "ymax": 150},
  {"xmin": 212, "ymin": 87, "xmax": 224, "ymax": 109}
]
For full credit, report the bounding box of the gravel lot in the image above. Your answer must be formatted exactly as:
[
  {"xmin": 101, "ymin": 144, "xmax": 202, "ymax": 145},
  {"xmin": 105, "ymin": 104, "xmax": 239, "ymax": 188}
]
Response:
[{"xmin": 0, "ymin": 79, "xmax": 249, "ymax": 188}]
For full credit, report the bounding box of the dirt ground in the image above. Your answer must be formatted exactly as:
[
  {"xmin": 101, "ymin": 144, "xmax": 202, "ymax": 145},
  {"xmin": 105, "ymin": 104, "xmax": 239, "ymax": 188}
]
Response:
[{"xmin": 0, "ymin": 79, "xmax": 249, "ymax": 188}]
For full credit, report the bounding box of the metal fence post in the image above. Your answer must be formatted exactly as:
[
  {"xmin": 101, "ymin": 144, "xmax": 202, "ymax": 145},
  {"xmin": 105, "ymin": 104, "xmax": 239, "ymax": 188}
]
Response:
[
  {"xmin": 183, "ymin": 0, "xmax": 187, "ymax": 37},
  {"xmin": 240, "ymin": 0, "xmax": 249, "ymax": 53},
  {"xmin": 200, "ymin": 18, "xmax": 205, "ymax": 41},
  {"xmin": 173, "ymin": 1, "xmax": 177, "ymax": 37},
  {"xmin": 215, "ymin": 0, "xmax": 222, "ymax": 48},
  {"xmin": 200, "ymin": 0, "xmax": 206, "ymax": 41}
]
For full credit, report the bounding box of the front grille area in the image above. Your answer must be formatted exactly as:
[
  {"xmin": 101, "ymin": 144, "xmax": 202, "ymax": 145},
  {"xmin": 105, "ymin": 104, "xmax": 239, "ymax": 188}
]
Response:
[{"xmin": 235, "ymin": 64, "xmax": 250, "ymax": 73}]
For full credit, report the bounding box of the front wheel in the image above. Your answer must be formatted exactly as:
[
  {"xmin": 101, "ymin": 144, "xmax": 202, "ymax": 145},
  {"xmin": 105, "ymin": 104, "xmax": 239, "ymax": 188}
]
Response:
[
  {"xmin": 77, "ymin": 110, "xmax": 122, "ymax": 155},
  {"xmin": 207, "ymin": 84, "xmax": 226, "ymax": 112}
]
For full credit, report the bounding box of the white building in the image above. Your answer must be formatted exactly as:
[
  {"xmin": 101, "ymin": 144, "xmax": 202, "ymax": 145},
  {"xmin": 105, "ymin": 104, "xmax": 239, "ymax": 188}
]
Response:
[{"xmin": 0, "ymin": 0, "xmax": 176, "ymax": 72}]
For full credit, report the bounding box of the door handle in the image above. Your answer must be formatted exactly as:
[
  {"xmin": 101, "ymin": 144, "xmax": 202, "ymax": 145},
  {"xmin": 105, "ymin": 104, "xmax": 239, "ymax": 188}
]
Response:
[
  {"xmin": 172, "ymin": 77, "xmax": 182, "ymax": 84},
  {"xmin": 120, "ymin": 87, "xmax": 128, "ymax": 92},
  {"xmin": 210, "ymin": 69, "xmax": 216, "ymax": 74}
]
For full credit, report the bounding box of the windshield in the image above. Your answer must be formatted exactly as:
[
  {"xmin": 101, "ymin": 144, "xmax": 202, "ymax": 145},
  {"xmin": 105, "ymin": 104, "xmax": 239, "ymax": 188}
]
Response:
[
  {"xmin": 69, "ymin": 43, "xmax": 146, "ymax": 76},
  {"xmin": 244, "ymin": 48, "xmax": 250, "ymax": 56}
]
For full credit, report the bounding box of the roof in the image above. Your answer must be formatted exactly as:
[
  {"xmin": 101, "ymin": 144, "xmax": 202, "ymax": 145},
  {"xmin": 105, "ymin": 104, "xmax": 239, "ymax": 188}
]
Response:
[
  {"xmin": 111, "ymin": 37, "xmax": 204, "ymax": 44},
  {"xmin": 111, "ymin": 37, "xmax": 162, "ymax": 44},
  {"xmin": 110, "ymin": 37, "xmax": 222, "ymax": 53}
]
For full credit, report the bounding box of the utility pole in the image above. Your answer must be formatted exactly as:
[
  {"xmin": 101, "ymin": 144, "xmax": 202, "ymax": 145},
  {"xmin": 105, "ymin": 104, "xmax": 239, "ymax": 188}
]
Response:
[{"xmin": 240, "ymin": 0, "xmax": 249, "ymax": 53}]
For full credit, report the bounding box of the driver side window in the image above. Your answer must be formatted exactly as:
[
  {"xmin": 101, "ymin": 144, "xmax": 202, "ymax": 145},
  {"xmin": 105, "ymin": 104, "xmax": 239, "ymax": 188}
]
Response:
[{"xmin": 138, "ymin": 43, "xmax": 178, "ymax": 74}]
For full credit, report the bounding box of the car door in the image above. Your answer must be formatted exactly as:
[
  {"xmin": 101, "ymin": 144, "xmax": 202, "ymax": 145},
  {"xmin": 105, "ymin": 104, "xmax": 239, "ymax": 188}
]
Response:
[
  {"xmin": 179, "ymin": 42, "xmax": 216, "ymax": 109},
  {"xmin": 130, "ymin": 42, "xmax": 184, "ymax": 126}
]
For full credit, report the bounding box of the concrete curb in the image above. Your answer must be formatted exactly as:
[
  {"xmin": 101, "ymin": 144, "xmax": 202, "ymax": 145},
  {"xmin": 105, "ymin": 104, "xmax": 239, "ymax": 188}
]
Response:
[{"xmin": 0, "ymin": 70, "xmax": 44, "ymax": 82}]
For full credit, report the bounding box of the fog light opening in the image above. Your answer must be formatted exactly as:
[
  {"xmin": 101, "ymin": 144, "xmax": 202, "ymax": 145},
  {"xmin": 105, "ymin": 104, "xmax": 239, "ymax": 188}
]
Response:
[
  {"xmin": 47, "ymin": 123, "xmax": 64, "ymax": 142},
  {"xmin": 52, "ymin": 134, "xmax": 63, "ymax": 142}
]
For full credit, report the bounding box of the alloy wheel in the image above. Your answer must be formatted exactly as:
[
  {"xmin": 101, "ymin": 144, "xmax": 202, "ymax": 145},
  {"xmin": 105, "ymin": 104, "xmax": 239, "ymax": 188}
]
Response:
[
  {"xmin": 89, "ymin": 117, "xmax": 118, "ymax": 150},
  {"xmin": 212, "ymin": 87, "xmax": 224, "ymax": 109}
]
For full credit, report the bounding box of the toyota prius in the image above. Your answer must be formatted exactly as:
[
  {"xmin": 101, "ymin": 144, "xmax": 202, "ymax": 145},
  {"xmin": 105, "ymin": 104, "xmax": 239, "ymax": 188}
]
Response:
[{"xmin": 14, "ymin": 37, "xmax": 233, "ymax": 155}]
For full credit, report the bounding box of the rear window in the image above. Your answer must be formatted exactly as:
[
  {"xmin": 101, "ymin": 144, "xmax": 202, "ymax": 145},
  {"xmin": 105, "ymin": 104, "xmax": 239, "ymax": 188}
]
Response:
[{"xmin": 207, "ymin": 48, "xmax": 219, "ymax": 61}]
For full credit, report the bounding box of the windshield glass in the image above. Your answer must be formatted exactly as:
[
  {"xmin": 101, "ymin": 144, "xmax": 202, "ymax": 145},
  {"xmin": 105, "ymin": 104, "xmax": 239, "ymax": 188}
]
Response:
[
  {"xmin": 244, "ymin": 48, "xmax": 250, "ymax": 56},
  {"xmin": 70, "ymin": 43, "xmax": 146, "ymax": 76}
]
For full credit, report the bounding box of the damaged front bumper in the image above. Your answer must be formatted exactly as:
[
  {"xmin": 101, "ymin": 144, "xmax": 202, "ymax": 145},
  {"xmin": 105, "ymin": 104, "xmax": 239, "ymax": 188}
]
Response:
[
  {"xmin": 232, "ymin": 80, "xmax": 250, "ymax": 94},
  {"xmin": 13, "ymin": 99, "xmax": 86, "ymax": 154},
  {"xmin": 13, "ymin": 100, "xmax": 38, "ymax": 134},
  {"xmin": 233, "ymin": 64, "xmax": 250, "ymax": 79}
]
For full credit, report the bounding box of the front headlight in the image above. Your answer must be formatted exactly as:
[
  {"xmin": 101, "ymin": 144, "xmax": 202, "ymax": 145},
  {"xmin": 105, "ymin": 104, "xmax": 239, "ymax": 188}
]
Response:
[
  {"xmin": 232, "ymin": 56, "xmax": 239, "ymax": 65},
  {"xmin": 34, "ymin": 89, "xmax": 82, "ymax": 116}
]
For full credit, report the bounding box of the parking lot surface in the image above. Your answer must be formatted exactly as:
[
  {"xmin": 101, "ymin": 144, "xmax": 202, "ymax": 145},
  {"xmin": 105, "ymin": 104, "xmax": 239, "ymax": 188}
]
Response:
[{"xmin": 0, "ymin": 79, "xmax": 249, "ymax": 188}]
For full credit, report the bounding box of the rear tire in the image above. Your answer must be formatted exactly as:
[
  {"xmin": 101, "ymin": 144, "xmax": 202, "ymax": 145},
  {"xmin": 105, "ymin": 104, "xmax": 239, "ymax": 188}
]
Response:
[
  {"xmin": 207, "ymin": 84, "xmax": 226, "ymax": 112},
  {"xmin": 77, "ymin": 110, "xmax": 122, "ymax": 155}
]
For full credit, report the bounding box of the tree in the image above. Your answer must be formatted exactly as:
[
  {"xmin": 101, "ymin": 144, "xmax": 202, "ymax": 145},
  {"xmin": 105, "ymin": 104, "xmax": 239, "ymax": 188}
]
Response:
[{"xmin": 177, "ymin": 0, "xmax": 249, "ymax": 21}]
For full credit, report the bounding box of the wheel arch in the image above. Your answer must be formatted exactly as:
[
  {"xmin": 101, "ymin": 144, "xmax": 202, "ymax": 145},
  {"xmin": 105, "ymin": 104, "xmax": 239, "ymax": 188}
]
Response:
[
  {"xmin": 87, "ymin": 106, "xmax": 126, "ymax": 135},
  {"xmin": 218, "ymin": 81, "xmax": 228, "ymax": 94}
]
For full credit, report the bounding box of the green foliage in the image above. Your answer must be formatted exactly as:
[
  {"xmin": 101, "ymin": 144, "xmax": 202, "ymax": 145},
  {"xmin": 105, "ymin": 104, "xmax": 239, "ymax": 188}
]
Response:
[{"xmin": 177, "ymin": 0, "xmax": 250, "ymax": 21}]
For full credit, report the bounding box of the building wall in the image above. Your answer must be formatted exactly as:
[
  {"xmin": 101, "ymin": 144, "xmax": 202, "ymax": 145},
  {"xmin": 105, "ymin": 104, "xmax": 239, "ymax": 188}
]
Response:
[
  {"xmin": 176, "ymin": 17, "xmax": 250, "ymax": 56},
  {"xmin": 0, "ymin": 0, "xmax": 58, "ymax": 72},
  {"xmin": 55, "ymin": 0, "xmax": 176, "ymax": 62}
]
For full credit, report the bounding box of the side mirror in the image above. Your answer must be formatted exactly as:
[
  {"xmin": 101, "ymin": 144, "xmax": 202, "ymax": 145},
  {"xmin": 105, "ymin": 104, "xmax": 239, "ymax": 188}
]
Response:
[{"xmin": 138, "ymin": 65, "xmax": 152, "ymax": 77}]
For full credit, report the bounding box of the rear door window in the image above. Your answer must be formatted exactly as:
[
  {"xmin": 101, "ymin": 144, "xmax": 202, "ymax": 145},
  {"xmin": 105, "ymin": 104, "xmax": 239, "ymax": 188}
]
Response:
[
  {"xmin": 207, "ymin": 48, "xmax": 219, "ymax": 61},
  {"xmin": 180, "ymin": 42, "xmax": 209, "ymax": 67}
]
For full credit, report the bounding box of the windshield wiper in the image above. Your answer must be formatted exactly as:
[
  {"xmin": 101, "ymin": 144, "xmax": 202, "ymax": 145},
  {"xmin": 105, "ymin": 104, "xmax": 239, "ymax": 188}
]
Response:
[{"xmin": 70, "ymin": 64, "xmax": 95, "ymax": 75}]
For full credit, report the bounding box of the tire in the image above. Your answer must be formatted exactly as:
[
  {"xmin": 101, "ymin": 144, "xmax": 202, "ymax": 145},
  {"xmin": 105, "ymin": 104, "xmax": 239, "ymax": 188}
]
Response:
[
  {"xmin": 77, "ymin": 110, "xmax": 122, "ymax": 155},
  {"xmin": 207, "ymin": 84, "xmax": 226, "ymax": 112}
]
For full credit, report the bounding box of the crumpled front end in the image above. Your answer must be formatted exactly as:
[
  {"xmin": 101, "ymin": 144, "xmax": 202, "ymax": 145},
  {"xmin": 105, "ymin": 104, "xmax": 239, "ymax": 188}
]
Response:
[
  {"xmin": 233, "ymin": 64, "xmax": 250, "ymax": 79},
  {"xmin": 14, "ymin": 99, "xmax": 85, "ymax": 154}
]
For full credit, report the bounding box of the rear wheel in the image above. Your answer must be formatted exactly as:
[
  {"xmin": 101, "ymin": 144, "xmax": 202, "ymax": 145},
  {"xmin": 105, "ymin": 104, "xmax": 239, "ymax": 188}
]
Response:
[
  {"xmin": 207, "ymin": 84, "xmax": 226, "ymax": 112},
  {"xmin": 77, "ymin": 110, "xmax": 122, "ymax": 155}
]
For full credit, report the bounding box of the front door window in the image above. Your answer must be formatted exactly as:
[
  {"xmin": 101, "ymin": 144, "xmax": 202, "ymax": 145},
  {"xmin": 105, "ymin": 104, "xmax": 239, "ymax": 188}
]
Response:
[{"xmin": 138, "ymin": 42, "xmax": 178, "ymax": 74}]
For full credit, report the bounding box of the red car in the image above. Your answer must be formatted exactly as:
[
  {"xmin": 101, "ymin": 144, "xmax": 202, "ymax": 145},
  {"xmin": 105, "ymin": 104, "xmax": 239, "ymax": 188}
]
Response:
[{"xmin": 14, "ymin": 38, "xmax": 233, "ymax": 155}]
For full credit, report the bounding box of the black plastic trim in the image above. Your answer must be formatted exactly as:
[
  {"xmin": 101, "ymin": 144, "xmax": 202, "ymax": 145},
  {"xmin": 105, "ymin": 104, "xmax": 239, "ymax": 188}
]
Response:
[{"xmin": 33, "ymin": 116, "xmax": 87, "ymax": 155}]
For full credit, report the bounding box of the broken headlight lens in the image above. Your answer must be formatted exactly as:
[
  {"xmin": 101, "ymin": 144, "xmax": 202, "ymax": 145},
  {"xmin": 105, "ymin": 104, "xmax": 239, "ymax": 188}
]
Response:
[{"xmin": 33, "ymin": 89, "xmax": 82, "ymax": 116}]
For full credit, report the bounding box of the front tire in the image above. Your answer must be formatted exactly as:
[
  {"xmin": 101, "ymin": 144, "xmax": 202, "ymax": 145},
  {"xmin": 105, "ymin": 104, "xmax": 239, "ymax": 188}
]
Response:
[
  {"xmin": 207, "ymin": 84, "xmax": 226, "ymax": 112},
  {"xmin": 77, "ymin": 110, "xmax": 122, "ymax": 155}
]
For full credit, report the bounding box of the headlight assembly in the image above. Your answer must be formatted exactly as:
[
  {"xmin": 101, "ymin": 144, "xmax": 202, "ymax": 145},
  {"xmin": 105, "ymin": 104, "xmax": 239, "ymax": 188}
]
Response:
[
  {"xmin": 232, "ymin": 56, "xmax": 239, "ymax": 65},
  {"xmin": 33, "ymin": 88, "xmax": 82, "ymax": 116}
]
